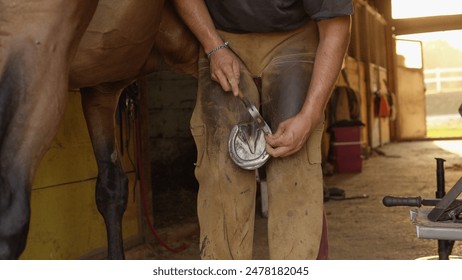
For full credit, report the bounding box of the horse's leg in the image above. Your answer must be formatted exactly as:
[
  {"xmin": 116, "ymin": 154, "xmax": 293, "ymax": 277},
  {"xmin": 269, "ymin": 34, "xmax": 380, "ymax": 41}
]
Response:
[
  {"xmin": 0, "ymin": 0, "xmax": 98, "ymax": 259},
  {"xmin": 80, "ymin": 87, "xmax": 128, "ymax": 260}
]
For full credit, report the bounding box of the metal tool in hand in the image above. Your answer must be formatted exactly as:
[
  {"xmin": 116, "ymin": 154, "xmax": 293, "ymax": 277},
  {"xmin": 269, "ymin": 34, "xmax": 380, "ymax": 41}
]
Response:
[
  {"xmin": 228, "ymin": 90, "xmax": 272, "ymax": 170},
  {"xmin": 237, "ymin": 90, "xmax": 272, "ymax": 135}
]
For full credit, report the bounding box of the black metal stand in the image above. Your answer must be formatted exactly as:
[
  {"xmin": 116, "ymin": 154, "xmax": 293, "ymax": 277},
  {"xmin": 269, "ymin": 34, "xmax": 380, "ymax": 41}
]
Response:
[
  {"xmin": 382, "ymin": 158, "xmax": 462, "ymax": 260},
  {"xmin": 434, "ymin": 158, "xmax": 455, "ymax": 260}
]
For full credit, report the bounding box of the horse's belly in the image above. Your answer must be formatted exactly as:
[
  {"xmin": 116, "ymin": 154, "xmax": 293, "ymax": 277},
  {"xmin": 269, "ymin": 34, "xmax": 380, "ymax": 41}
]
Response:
[{"xmin": 69, "ymin": 0, "xmax": 164, "ymax": 88}]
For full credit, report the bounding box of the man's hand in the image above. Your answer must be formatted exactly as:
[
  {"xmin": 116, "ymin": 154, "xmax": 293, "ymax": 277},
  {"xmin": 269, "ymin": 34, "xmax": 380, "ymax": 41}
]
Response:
[
  {"xmin": 209, "ymin": 48, "xmax": 241, "ymax": 96},
  {"xmin": 172, "ymin": 0, "xmax": 241, "ymax": 96},
  {"xmin": 265, "ymin": 114, "xmax": 316, "ymax": 158}
]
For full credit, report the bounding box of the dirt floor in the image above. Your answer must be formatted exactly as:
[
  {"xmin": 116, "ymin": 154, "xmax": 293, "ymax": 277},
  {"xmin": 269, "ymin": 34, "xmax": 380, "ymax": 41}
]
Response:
[{"xmin": 126, "ymin": 139, "xmax": 462, "ymax": 260}]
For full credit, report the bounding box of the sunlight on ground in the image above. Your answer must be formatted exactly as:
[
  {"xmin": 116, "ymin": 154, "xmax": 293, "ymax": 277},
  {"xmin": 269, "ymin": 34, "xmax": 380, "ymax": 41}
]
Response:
[{"xmin": 434, "ymin": 140, "xmax": 462, "ymax": 157}]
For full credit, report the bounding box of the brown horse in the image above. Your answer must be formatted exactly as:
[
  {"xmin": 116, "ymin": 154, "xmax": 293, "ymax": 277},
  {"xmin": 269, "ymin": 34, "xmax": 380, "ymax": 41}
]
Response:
[{"xmin": 0, "ymin": 0, "xmax": 198, "ymax": 259}]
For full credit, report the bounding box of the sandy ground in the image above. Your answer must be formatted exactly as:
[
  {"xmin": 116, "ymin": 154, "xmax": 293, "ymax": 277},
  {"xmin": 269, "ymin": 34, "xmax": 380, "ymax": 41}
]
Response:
[{"xmin": 126, "ymin": 140, "xmax": 462, "ymax": 260}]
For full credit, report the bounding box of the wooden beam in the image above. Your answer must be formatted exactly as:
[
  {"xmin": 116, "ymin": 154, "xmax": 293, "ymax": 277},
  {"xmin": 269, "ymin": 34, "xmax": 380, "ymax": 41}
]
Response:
[
  {"xmin": 369, "ymin": 0, "xmax": 392, "ymax": 22},
  {"xmin": 392, "ymin": 14, "xmax": 462, "ymax": 35}
]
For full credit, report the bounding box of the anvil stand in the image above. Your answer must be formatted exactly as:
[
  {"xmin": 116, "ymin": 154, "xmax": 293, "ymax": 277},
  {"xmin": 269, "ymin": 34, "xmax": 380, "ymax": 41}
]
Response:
[
  {"xmin": 383, "ymin": 157, "xmax": 462, "ymax": 259},
  {"xmin": 433, "ymin": 158, "xmax": 456, "ymax": 260},
  {"xmin": 425, "ymin": 104, "xmax": 462, "ymax": 259}
]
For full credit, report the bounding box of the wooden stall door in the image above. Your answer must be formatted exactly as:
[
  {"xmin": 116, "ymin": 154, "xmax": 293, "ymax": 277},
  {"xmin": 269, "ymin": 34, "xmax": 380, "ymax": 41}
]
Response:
[{"xmin": 395, "ymin": 39, "xmax": 427, "ymax": 139}]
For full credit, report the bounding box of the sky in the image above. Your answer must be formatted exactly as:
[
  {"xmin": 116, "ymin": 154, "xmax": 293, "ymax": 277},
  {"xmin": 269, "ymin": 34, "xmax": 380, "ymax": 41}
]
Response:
[
  {"xmin": 398, "ymin": 30, "xmax": 462, "ymax": 52},
  {"xmin": 392, "ymin": 0, "xmax": 462, "ymax": 19},
  {"xmin": 396, "ymin": 30, "xmax": 462, "ymax": 68},
  {"xmin": 392, "ymin": 0, "xmax": 462, "ymax": 68}
]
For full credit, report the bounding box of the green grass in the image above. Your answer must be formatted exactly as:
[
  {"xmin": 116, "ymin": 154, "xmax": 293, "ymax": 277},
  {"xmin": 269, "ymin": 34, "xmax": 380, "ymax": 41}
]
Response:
[{"xmin": 427, "ymin": 125, "xmax": 462, "ymax": 138}]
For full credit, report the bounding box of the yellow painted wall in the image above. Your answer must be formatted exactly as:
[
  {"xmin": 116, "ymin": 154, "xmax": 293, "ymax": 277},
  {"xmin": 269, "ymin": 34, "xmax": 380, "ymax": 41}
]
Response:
[{"xmin": 21, "ymin": 91, "xmax": 141, "ymax": 259}]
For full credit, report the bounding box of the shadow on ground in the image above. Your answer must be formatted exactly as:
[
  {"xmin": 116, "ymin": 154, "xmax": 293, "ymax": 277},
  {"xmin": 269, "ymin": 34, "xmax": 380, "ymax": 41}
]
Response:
[{"xmin": 127, "ymin": 140, "xmax": 462, "ymax": 260}]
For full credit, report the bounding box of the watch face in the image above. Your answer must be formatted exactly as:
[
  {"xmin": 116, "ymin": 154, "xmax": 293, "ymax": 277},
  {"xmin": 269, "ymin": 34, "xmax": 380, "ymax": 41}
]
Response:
[{"xmin": 228, "ymin": 122, "xmax": 271, "ymax": 170}]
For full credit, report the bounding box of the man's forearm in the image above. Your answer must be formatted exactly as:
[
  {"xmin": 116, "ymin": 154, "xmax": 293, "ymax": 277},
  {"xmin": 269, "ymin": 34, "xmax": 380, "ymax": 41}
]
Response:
[
  {"xmin": 171, "ymin": 0, "xmax": 224, "ymax": 54},
  {"xmin": 300, "ymin": 15, "xmax": 352, "ymax": 123}
]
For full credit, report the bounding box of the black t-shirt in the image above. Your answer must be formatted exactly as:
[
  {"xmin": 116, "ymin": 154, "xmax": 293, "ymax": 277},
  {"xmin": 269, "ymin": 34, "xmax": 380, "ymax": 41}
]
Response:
[{"xmin": 205, "ymin": 0, "xmax": 353, "ymax": 33}]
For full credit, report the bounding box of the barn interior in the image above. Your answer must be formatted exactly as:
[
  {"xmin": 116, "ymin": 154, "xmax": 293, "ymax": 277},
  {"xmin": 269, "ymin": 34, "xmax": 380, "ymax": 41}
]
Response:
[{"xmin": 22, "ymin": 0, "xmax": 462, "ymax": 260}]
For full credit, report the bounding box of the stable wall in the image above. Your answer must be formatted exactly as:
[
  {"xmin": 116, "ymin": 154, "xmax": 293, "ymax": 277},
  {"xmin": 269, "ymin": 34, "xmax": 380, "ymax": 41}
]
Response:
[
  {"xmin": 335, "ymin": 56, "xmax": 368, "ymax": 148},
  {"xmin": 146, "ymin": 71, "xmax": 198, "ymax": 192},
  {"xmin": 368, "ymin": 64, "xmax": 391, "ymax": 147},
  {"xmin": 348, "ymin": 1, "xmax": 392, "ymax": 148}
]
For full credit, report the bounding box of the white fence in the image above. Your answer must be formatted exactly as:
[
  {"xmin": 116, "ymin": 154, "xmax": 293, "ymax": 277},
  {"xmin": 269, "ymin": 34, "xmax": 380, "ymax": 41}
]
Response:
[{"xmin": 424, "ymin": 67, "xmax": 462, "ymax": 94}]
